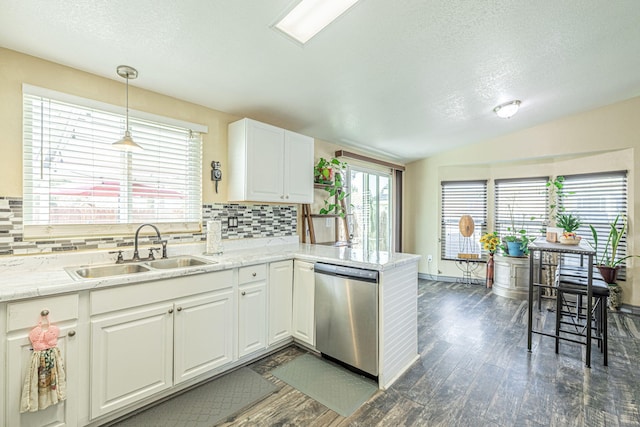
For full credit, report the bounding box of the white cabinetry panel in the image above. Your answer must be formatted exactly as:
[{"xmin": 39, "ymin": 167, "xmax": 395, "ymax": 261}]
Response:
[
  {"xmin": 268, "ymin": 260, "xmax": 293, "ymax": 345},
  {"xmin": 173, "ymin": 290, "xmax": 234, "ymax": 384},
  {"xmin": 90, "ymin": 303, "xmax": 173, "ymax": 419},
  {"xmin": 292, "ymin": 260, "xmax": 315, "ymax": 346}
]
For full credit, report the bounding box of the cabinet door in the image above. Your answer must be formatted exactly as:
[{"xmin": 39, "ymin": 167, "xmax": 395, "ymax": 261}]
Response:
[
  {"xmin": 292, "ymin": 260, "xmax": 315, "ymax": 346},
  {"xmin": 246, "ymin": 120, "xmax": 285, "ymax": 201},
  {"xmin": 283, "ymin": 131, "xmax": 314, "ymax": 203},
  {"xmin": 173, "ymin": 290, "xmax": 234, "ymax": 384},
  {"xmin": 238, "ymin": 282, "xmax": 267, "ymax": 358},
  {"xmin": 268, "ymin": 260, "xmax": 293, "ymax": 345},
  {"xmin": 6, "ymin": 324, "xmax": 78, "ymax": 427},
  {"xmin": 90, "ymin": 303, "xmax": 173, "ymax": 419}
]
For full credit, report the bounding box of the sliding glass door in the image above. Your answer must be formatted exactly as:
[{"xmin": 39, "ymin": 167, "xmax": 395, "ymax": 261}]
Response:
[{"xmin": 348, "ymin": 167, "xmax": 392, "ymax": 252}]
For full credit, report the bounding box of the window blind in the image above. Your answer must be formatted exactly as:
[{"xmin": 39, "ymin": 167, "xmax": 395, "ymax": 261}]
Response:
[
  {"xmin": 440, "ymin": 180, "xmax": 487, "ymax": 260},
  {"xmin": 494, "ymin": 177, "xmax": 548, "ymax": 242},
  {"xmin": 23, "ymin": 91, "xmax": 203, "ymax": 238},
  {"xmin": 560, "ymin": 171, "xmax": 628, "ymax": 278}
]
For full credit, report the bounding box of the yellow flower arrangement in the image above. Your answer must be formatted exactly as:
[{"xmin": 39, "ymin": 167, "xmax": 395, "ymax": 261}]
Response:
[{"xmin": 480, "ymin": 231, "xmax": 500, "ymax": 254}]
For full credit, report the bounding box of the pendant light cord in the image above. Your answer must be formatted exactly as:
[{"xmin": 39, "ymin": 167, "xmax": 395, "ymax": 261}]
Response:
[{"xmin": 125, "ymin": 74, "xmax": 129, "ymax": 133}]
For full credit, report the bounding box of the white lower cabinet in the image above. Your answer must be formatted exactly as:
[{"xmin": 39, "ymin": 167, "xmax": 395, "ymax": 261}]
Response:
[
  {"xmin": 173, "ymin": 289, "xmax": 234, "ymax": 384},
  {"xmin": 3, "ymin": 257, "xmax": 313, "ymax": 426},
  {"xmin": 268, "ymin": 260, "xmax": 293, "ymax": 345},
  {"xmin": 89, "ymin": 270, "xmax": 234, "ymax": 420},
  {"xmin": 238, "ymin": 264, "xmax": 267, "ymax": 358},
  {"xmin": 4, "ymin": 294, "xmax": 80, "ymax": 427},
  {"xmin": 292, "ymin": 260, "xmax": 315, "ymax": 346},
  {"xmin": 91, "ymin": 301, "xmax": 174, "ymax": 418}
]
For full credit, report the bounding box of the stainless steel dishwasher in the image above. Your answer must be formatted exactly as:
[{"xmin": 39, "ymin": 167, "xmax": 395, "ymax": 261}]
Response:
[{"xmin": 314, "ymin": 262, "xmax": 378, "ymax": 377}]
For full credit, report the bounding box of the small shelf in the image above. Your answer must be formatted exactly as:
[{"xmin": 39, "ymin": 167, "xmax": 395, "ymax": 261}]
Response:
[{"xmin": 314, "ymin": 183, "xmax": 347, "ymax": 190}]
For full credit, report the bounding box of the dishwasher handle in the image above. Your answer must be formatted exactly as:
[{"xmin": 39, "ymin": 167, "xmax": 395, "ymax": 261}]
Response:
[{"xmin": 314, "ymin": 262, "xmax": 378, "ymax": 283}]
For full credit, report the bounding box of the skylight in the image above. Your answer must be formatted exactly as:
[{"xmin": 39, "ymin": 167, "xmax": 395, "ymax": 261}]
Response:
[{"xmin": 275, "ymin": 0, "xmax": 360, "ymax": 44}]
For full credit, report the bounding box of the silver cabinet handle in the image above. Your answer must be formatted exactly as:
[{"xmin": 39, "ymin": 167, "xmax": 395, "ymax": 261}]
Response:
[
  {"xmin": 177, "ymin": 307, "xmax": 183, "ymax": 312},
  {"xmin": 168, "ymin": 308, "xmax": 174, "ymax": 314},
  {"xmin": 252, "ymin": 272, "xmax": 257, "ymax": 277},
  {"xmin": 241, "ymin": 291, "xmax": 246, "ymax": 296},
  {"xmin": 68, "ymin": 330, "xmax": 76, "ymax": 337}
]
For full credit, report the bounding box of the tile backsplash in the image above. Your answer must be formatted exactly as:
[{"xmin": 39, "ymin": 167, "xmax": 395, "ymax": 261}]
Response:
[{"xmin": 0, "ymin": 197, "xmax": 297, "ymax": 256}]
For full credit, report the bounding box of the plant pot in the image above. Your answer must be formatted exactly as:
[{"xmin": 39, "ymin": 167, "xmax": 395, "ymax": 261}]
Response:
[
  {"xmin": 314, "ymin": 167, "xmax": 333, "ymax": 184},
  {"xmin": 506, "ymin": 241, "xmax": 524, "ymax": 257},
  {"xmin": 597, "ymin": 265, "xmax": 619, "ymax": 284}
]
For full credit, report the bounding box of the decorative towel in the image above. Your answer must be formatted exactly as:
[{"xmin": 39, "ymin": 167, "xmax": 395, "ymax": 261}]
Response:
[{"xmin": 20, "ymin": 317, "xmax": 67, "ymax": 413}]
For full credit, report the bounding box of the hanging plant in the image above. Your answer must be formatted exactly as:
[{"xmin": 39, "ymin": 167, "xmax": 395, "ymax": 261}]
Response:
[{"xmin": 314, "ymin": 157, "xmax": 351, "ymax": 218}]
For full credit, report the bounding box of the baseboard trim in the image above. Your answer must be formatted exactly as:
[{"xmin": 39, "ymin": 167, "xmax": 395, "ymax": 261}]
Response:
[
  {"xmin": 418, "ymin": 273, "xmax": 464, "ymax": 283},
  {"xmin": 619, "ymin": 304, "xmax": 640, "ymax": 315}
]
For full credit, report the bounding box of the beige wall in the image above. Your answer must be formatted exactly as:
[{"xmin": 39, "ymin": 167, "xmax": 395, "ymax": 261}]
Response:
[
  {"xmin": 0, "ymin": 48, "xmax": 379, "ymax": 245},
  {"xmin": 0, "ymin": 48, "xmax": 238, "ymax": 202},
  {"xmin": 405, "ymin": 96, "xmax": 640, "ymax": 305}
]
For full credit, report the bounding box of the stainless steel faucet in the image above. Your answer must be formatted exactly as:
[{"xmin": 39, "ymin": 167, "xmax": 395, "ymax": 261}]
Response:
[{"xmin": 132, "ymin": 223, "xmax": 168, "ymax": 261}]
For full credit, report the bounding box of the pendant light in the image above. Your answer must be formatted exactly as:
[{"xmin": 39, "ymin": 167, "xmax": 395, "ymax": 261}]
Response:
[{"xmin": 113, "ymin": 65, "xmax": 143, "ymax": 150}]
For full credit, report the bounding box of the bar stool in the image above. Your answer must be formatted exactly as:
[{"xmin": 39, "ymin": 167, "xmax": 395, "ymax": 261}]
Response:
[{"xmin": 555, "ymin": 267, "xmax": 609, "ymax": 366}]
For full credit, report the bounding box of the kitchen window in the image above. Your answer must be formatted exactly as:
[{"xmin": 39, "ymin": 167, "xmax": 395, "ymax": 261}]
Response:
[
  {"xmin": 440, "ymin": 180, "xmax": 487, "ymax": 260},
  {"xmin": 22, "ymin": 85, "xmax": 205, "ymax": 239}
]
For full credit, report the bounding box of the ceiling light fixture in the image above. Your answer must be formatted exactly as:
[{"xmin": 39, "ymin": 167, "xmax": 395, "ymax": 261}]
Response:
[
  {"xmin": 493, "ymin": 100, "xmax": 521, "ymax": 119},
  {"xmin": 113, "ymin": 65, "xmax": 143, "ymax": 151},
  {"xmin": 275, "ymin": 0, "xmax": 360, "ymax": 44}
]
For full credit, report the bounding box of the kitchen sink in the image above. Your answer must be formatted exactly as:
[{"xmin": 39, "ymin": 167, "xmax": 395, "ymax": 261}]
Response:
[
  {"xmin": 65, "ymin": 255, "xmax": 216, "ymax": 280},
  {"xmin": 145, "ymin": 256, "xmax": 214, "ymax": 269},
  {"xmin": 67, "ymin": 263, "xmax": 151, "ymax": 279}
]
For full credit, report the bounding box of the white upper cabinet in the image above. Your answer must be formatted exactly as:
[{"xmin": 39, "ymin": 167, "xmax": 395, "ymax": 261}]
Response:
[{"xmin": 228, "ymin": 118, "xmax": 314, "ymax": 203}]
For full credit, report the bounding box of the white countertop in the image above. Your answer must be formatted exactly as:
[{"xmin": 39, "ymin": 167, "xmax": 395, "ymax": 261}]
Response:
[{"xmin": 0, "ymin": 239, "xmax": 421, "ymax": 302}]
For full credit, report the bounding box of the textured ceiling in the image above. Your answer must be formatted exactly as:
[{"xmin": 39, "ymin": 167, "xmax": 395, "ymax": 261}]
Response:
[{"xmin": 1, "ymin": 0, "xmax": 639, "ymax": 163}]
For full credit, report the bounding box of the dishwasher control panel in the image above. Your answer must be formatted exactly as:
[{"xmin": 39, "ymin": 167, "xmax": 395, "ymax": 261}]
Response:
[{"xmin": 314, "ymin": 262, "xmax": 378, "ymax": 282}]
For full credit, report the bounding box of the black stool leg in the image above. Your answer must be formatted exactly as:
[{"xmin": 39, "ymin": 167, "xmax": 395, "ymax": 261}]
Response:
[
  {"xmin": 603, "ymin": 297, "xmax": 608, "ymax": 366},
  {"xmin": 555, "ymin": 288, "xmax": 562, "ymax": 354}
]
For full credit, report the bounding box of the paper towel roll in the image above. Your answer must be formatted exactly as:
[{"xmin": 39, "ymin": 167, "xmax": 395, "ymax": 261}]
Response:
[{"xmin": 206, "ymin": 220, "xmax": 223, "ymax": 255}]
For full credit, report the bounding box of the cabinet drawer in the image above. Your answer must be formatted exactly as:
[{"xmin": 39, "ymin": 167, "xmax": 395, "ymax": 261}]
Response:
[
  {"xmin": 238, "ymin": 264, "xmax": 267, "ymax": 284},
  {"xmin": 7, "ymin": 293, "xmax": 79, "ymax": 332}
]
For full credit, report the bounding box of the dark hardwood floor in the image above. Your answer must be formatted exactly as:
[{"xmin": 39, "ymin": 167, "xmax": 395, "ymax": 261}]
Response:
[{"xmin": 221, "ymin": 280, "xmax": 640, "ymax": 426}]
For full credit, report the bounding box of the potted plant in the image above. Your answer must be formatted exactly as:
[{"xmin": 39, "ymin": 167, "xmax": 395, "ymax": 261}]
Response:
[
  {"xmin": 314, "ymin": 157, "xmax": 337, "ymax": 184},
  {"xmin": 589, "ymin": 214, "xmax": 637, "ymax": 284},
  {"xmin": 502, "ymin": 205, "xmax": 535, "ymax": 256},
  {"xmin": 314, "ymin": 157, "xmax": 351, "ymax": 218},
  {"xmin": 556, "ymin": 213, "xmax": 582, "ymax": 245}
]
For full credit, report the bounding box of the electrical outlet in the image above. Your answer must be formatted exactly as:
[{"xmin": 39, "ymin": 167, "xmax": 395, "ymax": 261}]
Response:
[
  {"xmin": 227, "ymin": 216, "xmax": 238, "ymax": 228},
  {"xmin": 427, "ymin": 255, "xmax": 433, "ymax": 262}
]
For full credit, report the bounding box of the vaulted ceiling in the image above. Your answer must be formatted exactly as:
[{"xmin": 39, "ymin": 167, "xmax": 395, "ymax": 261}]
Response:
[{"xmin": 1, "ymin": 0, "xmax": 639, "ymax": 162}]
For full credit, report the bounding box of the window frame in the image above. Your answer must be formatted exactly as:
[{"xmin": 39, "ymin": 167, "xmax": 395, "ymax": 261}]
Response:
[
  {"xmin": 22, "ymin": 84, "xmax": 207, "ymax": 239},
  {"xmin": 494, "ymin": 177, "xmax": 549, "ymax": 244},
  {"xmin": 440, "ymin": 180, "xmax": 487, "ymax": 261},
  {"xmin": 559, "ymin": 171, "xmax": 629, "ymax": 279}
]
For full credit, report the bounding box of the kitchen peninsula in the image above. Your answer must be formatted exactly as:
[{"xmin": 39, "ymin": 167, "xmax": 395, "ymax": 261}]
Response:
[{"xmin": 0, "ymin": 238, "xmax": 420, "ymax": 427}]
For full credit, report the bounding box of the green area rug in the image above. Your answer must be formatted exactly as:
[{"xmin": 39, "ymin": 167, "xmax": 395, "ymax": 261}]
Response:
[
  {"xmin": 111, "ymin": 367, "xmax": 277, "ymax": 427},
  {"xmin": 271, "ymin": 353, "xmax": 378, "ymax": 417}
]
